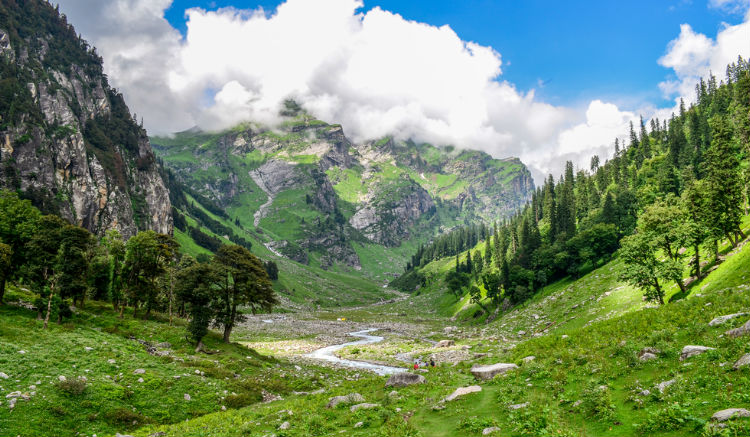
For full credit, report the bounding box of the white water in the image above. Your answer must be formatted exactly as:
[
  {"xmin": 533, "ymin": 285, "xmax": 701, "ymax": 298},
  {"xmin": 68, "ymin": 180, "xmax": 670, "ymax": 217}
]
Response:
[{"xmin": 305, "ymin": 329, "xmax": 405, "ymax": 376}]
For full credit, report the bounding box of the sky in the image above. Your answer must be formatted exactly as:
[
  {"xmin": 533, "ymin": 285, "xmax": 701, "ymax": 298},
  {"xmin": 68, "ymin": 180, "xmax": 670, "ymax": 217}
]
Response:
[{"xmin": 56, "ymin": 0, "xmax": 750, "ymax": 182}]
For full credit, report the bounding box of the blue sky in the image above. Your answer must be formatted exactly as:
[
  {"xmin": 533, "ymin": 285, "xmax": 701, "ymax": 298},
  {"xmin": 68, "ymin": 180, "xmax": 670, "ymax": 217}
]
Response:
[{"xmin": 163, "ymin": 0, "xmax": 746, "ymax": 109}]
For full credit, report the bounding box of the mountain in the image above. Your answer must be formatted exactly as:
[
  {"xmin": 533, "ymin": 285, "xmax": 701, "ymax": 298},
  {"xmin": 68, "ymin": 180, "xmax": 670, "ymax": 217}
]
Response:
[
  {"xmin": 151, "ymin": 108, "xmax": 534, "ymax": 274},
  {"xmin": 0, "ymin": 0, "xmax": 171, "ymax": 238}
]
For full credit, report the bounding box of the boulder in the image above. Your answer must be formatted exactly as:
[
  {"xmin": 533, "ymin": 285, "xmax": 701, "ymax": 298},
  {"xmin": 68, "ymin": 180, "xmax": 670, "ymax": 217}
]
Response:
[
  {"xmin": 711, "ymin": 408, "xmax": 750, "ymax": 422},
  {"xmin": 350, "ymin": 403, "xmax": 379, "ymax": 412},
  {"xmin": 637, "ymin": 347, "xmax": 661, "ymax": 362},
  {"xmin": 733, "ymin": 354, "xmax": 750, "ymax": 370},
  {"xmin": 680, "ymin": 345, "xmax": 715, "ymax": 361},
  {"xmin": 278, "ymin": 421, "xmax": 290, "ymax": 430},
  {"xmin": 435, "ymin": 340, "xmax": 455, "ymax": 348},
  {"xmin": 184, "ymin": 393, "xmax": 191, "ymax": 401},
  {"xmin": 133, "ymin": 368, "xmax": 146, "ymax": 375},
  {"xmin": 482, "ymin": 427, "xmax": 501, "ymax": 435},
  {"xmin": 709, "ymin": 313, "xmax": 748, "ymax": 327},
  {"xmin": 656, "ymin": 379, "xmax": 675, "ymax": 393},
  {"xmin": 471, "ymin": 363, "xmax": 518, "ymax": 380},
  {"xmin": 727, "ymin": 320, "xmax": 750, "ymax": 338},
  {"xmin": 509, "ymin": 402, "xmax": 529, "ymax": 410},
  {"xmin": 639, "ymin": 352, "xmax": 657, "ymax": 362},
  {"xmin": 522, "ymin": 356, "xmax": 535, "ymax": 363},
  {"xmin": 385, "ymin": 373, "xmax": 425, "ymax": 387},
  {"xmin": 0, "ymin": 372, "xmax": 8, "ymax": 379},
  {"xmin": 354, "ymin": 421, "xmax": 364, "ymax": 428},
  {"xmin": 327, "ymin": 393, "xmax": 365, "ymax": 408},
  {"xmin": 442, "ymin": 385, "xmax": 482, "ymax": 402}
]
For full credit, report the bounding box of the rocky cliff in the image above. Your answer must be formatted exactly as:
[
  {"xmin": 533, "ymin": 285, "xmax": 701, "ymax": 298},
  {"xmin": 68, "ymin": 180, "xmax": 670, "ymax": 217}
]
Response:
[{"xmin": 0, "ymin": 1, "xmax": 171, "ymax": 238}]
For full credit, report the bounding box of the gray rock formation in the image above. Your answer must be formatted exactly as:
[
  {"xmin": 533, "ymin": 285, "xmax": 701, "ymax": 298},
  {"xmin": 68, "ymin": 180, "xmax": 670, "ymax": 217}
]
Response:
[
  {"xmin": 733, "ymin": 353, "xmax": 750, "ymax": 370},
  {"xmin": 711, "ymin": 408, "xmax": 750, "ymax": 422},
  {"xmin": 680, "ymin": 345, "xmax": 715, "ymax": 361},
  {"xmin": 709, "ymin": 313, "xmax": 748, "ymax": 327},
  {"xmin": 385, "ymin": 373, "xmax": 425, "ymax": 387},
  {"xmin": 327, "ymin": 393, "xmax": 365, "ymax": 408},
  {"xmin": 727, "ymin": 320, "xmax": 750, "ymax": 338},
  {"xmin": 442, "ymin": 385, "xmax": 482, "ymax": 402},
  {"xmin": 471, "ymin": 363, "xmax": 518, "ymax": 380}
]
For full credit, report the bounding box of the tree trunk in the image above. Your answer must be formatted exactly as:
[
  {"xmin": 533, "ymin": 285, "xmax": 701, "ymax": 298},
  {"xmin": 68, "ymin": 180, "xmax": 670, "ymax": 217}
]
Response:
[
  {"xmin": 676, "ymin": 278, "xmax": 686, "ymax": 292},
  {"xmin": 654, "ymin": 280, "xmax": 664, "ymax": 305},
  {"xmin": 80, "ymin": 293, "xmax": 85, "ymax": 309},
  {"xmin": 223, "ymin": 324, "xmax": 233, "ymax": 343},
  {"xmin": 738, "ymin": 228, "xmax": 747, "ymax": 240},
  {"xmin": 43, "ymin": 288, "xmax": 54, "ymax": 329},
  {"xmin": 195, "ymin": 339, "xmax": 204, "ymax": 353},
  {"xmin": 693, "ymin": 244, "xmax": 701, "ymax": 279},
  {"xmin": 119, "ymin": 302, "xmax": 125, "ymax": 319},
  {"xmin": 168, "ymin": 269, "xmax": 174, "ymax": 327},
  {"xmin": 0, "ymin": 277, "xmax": 5, "ymax": 305}
]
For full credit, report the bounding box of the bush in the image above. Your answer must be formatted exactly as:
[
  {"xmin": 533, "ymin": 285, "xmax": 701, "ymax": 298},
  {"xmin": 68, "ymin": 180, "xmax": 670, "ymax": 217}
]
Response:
[
  {"xmin": 55, "ymin": 377, "xmax": 87, "ymax": 395},
  {"xmin": 104, "ymin": 408, "xmax": 148, "ymax": 426},
  {"xmin": 224, "ymin": 392, "xmax": 261, "ymax": 408}
]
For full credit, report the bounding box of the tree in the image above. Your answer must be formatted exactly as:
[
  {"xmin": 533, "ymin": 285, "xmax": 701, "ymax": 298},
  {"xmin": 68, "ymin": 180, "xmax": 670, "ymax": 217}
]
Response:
[
  {"xmin": 264, "ymin": 260, "xmax": 279, "ymax": 280},
  {"xmin": 702, "ymin": 115, "xmax": 746, "ymax": 246},
  {"xmin": 637, "ymin": 196, "xmax": 687, "ymax": 292},
  {"xmin": 681, "ymin": 177, "xmax": 709, "ymax": 277},
  {"xmin": 122, "ymin": 231, "xmax": 178, "ymax": 319},
  {"xmin": 102, "ymin": 230, "xmax": 125, "ymax": 310},
  {"xmin": 24, "ymin": 215, "xmax": 66, "ymax": 328},
  {"xmin": 445, "ymin": 270, "xmax": 467, "ymax": 301},
  {"xmin": 55, "ymin": 225, "xmax": 93, "ymax": 307},
  {"xmin": 0, "ymin": 190, "xmax": 41, "ymax": 300},
  {"xmin": 212, "ymin": 245, "xmax": 277, "ymax": 342},
  {"xmin": 469, "ymin": 285, "xmax": 489, "ymax": 314},
  {"xmin": 618, "ymin": 232, "xmax": 682, "ymax": 304},
  {"xmin": 481, "ymin": 272, "xmax": 502, "ymax": 305},
  {"xmin": 176, "ymin": 263, "xmax": 218, "ymax": 352},
  {"xmin": 0, "ymin": 241, "xmax": 11, "ymax": 305}
]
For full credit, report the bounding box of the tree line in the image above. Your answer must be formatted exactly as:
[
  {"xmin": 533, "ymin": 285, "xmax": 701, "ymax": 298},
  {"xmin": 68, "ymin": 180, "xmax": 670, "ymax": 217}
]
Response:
[
  {"xmin": 0, "ymin": 190, "xmax": 278, "ymax": 350},
  {"xmin": 399, "ymin": 57, "xmax": 749, "ymax": 309}
]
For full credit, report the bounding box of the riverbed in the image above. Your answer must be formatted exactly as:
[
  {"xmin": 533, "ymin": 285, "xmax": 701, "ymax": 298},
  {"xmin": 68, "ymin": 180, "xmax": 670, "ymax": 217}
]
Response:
[{"xmin": 304, "ymin": 329, "xmax": 405, "ymax": 375}]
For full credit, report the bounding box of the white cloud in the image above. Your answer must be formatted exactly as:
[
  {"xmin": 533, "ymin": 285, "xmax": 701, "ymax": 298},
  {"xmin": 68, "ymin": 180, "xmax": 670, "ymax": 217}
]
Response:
[
  {"xmin": 57, "ymin": 0, "xmax": 746, "ymax": 185},
  {"xmin": 708, "ymin": 0, "xmax": 750, "ymax": 15}
]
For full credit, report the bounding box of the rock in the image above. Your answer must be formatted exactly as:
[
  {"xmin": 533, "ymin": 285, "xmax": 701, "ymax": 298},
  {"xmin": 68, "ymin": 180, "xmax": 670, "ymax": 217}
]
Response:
[
  {"xmin": 726, "ymin": 320, "xmax": 750, "ymax": 337},
  {"xmin": 8, "ymin": 398, "xmax": 16, "ymax": 409},
  {"xmin": 84, "ymin": 347, "xmax": 93, "ymax": 351},
  {"xmin": 350, "ymin": 403, "xmax": 379, "ymax": 412},
  {"xmin": 656, "ymin": 379, "xmax": 676, "ymax": 393},
  {"xmin": 709, "ymin": 313, "xmax": 748, "ymax": 326},
  {"xmin": 133, "ymin": 369, "xmax": 146, "ymax": 374},
  {"xmin": 432, "ymin": 404, "xmax": 445, "ymax": 411},
  {"xmin": 327, "ymin": 393, "xmax": 365, "ymax": 408},
  {"xmin": 442, "ymin": 385, "xmax": 482, "ymax": 402},
  {"xmin": 388, "ymin": 390, "xmax": 400, "ymax": 398},
  {"xmin": 155, "ymin": 342, "xmax": 172, "ymax": 348},
  {"xmin": 107, "ymin": 359, "xmax": 116, "ymax": 364},
  {"xmin": 115, "ymin": 434, "xmax": 134, "ymax": 437},
  {"xmin": 6, "ymin": 391, "xmax": 22, "ymax": 399},
  {"xmin": 279, "ymin": 421, "xmax": 290, "ymax": 430},
  {"xmin": 509, "ymin": 402, "xmax": 529, "ymax": 410},
  {"xmin": 385, "ymin": 373, "xmax": 425, "ymax": 387},
  {"xmin": 639, "ymin": 352, "xmax": 657, "ymax": 362},
  {"xmin": 711, "ymin": 408, "xmax": 750, "ymax": 422},
  {"xmin": 733, "ymin": 354, "xmax": 750, "ymax": 370},
  {"xmin": 680, "ymin": 345, "xmax": 715, "ymax": 361},
  {"xmin": 137, "ymin": 377, "xmax": 144, "ymax": 383},
  {"xmin": 482, "ymin": 427, "xmax": 501, "ymax": 435},
  {"xmin": 471, "ymin": 363, "xmax": 518, "ymax": 380},
  {"xmin": 354, "ymin": 421, "xmax": 364, "ymax": 428},
  {"xmin": 435, "ymin": 340, "xmax": 455, "ymax": 348},
  {"xmin": 184, "ymin": 393, "xmax": 191, "ymax": 401},
  {"xmin": 572, "ymin": 400, "xmax": 583, "ymax": 407},
  {"xmin": 0, "ymin": 372, "xmax": 8, "ymax": 379},
  {"xmin": 522, "ymin": 356, "xmax": 535, "ymax": 363},
  {"xmin": 58, "ymin": 375, "xmax": 66, "ymax": 382},
  {"xmin": 639, "ymin": 389, "xmax": 651, "ymax": 396}
]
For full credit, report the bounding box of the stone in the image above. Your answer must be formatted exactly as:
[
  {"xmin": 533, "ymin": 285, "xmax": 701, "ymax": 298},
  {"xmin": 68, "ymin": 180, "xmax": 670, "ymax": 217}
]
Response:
[
  {"xmin": 680, "ymin": 345, "xmax": 715, "ymax": 361},
  {"xmin": 435, "ymin": 340, "xmax": 455, "ymax": 348},
  {"xmin": 350, "ymin": 403, "xmax": 379, "ymax": 412},
  {"xmin": 709, "ymin": 313, "xmax": 748, "ymax": 327},
  {"xmin": 733, "ymin": 353, "xmax": 750, "ymax": 370},
  {"xmin": 509, "ymin": 402, "xmax": 529, "ymax": 410},
  {"xmin": 711, "ymin": 408, "xmax": 750, "ymax": 422},
  {"xmin": 184, "ymin": 393, "xmax": 191, "ymax": 401},
  {"xmin": 6, "ymin": 391, "xmax": 22, "ymax": 399},
  {"xmin": 726, "ymin": 320, "xmax": 750, "ymax": 338},
  {"xmin": 442, "ymin": 385, "xmax": 482, "ymax": 402},
  {"xmin": 327, "ymin": 393, "xmax": 365, "ymax": 408},
  {"xmin": 0, "ymin": 372, "xmax": 8, "ymax": 379},
  {"xmin": 8, "ymin": 398, "xmax": 16, "ymax": 409},
  {"xmin": 84, "ymin": 347, "xmax": 93, "ymax": 351},
  {"xmin": 639, "ymin": 389, "xmax": 651, "ymax": 396},
  {"xmin": 58, "ymin": 375, "xmax": 66, "ymax": 382},
  {"xmin": 385, "ymin": 373, "xmax": 425, "ymax": 387},
  {"xmin": 137, "ymin": 378, "xmax": 144, "ymax": 383},
  {"xmin": 278, "ymin": 421, "xmax": 290, "ymax": 430},
  {"xmin": 354, "ymin": 421, "xmax": 364, "ymax": 428},
  {"xmin": 572, "ymin": 400, "xmax": 583, "ymax": 407},
  {"xmin": 471, "ymin": 363, "xmax": 518, "ymax": 380},
  {"xmin": 482, "ymin": 427, "xmax": 501, "ymax": 435},
  {"xmin": 639, "ymin": 352, "xmax": 657, "ymax": 362},
  {"xmin": 107, "ymin": 359, "xmax": 116, "ymax": 364},
  {"xmin": 656, "ymin": 379, "xmax": 676, "ymax": 393},
  {"xmin": 133, "ymin": 369, "xmax": 146, "ymax": 375},
  {"xmin": 522, "ymin": 356, "xmax": 535, "ymax": 363},
  {"xmin": 155, "ymin": 342, "xmax": 172, "ymax": 349}
]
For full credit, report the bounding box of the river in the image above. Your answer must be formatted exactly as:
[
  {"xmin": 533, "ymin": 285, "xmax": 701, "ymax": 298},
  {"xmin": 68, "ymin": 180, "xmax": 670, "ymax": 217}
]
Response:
[{"xmin": 304, "ymin": 328, "xmax": 405, "ymax": 376}]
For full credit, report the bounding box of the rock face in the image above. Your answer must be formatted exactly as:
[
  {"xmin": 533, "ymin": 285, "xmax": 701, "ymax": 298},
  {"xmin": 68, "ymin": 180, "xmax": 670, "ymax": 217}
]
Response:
[
  {"xmin": 0, "ymin": 5, "xmax": 171, "ymax": 238},
  {"xmin": 471, "ymin": 363, "xmax": 518, "ymax": 380},
  {"xmin": 680, "ymin": 345, "xmax": 715, "ymax": 361},
  {"xmin": 385, "ymin": 373, "xmax": 425, "ymax": 387},
  {"xmin": 442, "ymin": 385, "xmax": 482, "ymax": 402},
  {"xmin": 711, "ymin": 408, "xmax": 750, "ymax": 422}
]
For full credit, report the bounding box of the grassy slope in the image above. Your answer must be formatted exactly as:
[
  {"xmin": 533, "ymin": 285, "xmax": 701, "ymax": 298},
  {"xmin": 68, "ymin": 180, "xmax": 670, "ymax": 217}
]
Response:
[{"xmin": 125, "ymin": 234, "xmax": 750, "ymax": 437}]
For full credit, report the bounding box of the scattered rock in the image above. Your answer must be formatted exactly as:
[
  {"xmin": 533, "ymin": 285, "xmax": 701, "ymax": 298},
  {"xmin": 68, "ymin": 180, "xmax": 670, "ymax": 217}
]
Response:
[
  {"xmin": 0, "ymin": 372, "xmax": 8, "ymax": 379},
  {"xmin": 442, "ymin": 385, "xmax": 482, "ymax": 402},
  {"xmin": 84, "ymin": 347, "xmax": 93, "ymax": 351},
  {"xmin": 385, "ymin": 373, "xmax": 425, "ymax": 387},
  {"xmin": 133, "ymin": 369, "xmax": 146, "ymax": 375},
  {"xmin": 680, "ymin": 345, "xmax": 715, "ymax": 361},
  {"xmin": 522, "ymin": 356, "xmax": 535, "ymax": 363},
  {"xmin": 509, "ymin": 402, "xmax": 529, "ymax": 410},
  {"xmin": 354, "ymin": 421, "xmax": 364, "ymax": 428},
  {"xmin": 327, "ymin": 393, "xmax": 365, "ymax": 408},
  {"xmin": 709, "ymin": 313, "xmax": 748, "ymax": 327},
  {"xmin": 726, "ymin": 320, "xmax": 750, "ymax": 337},
  {"xmin": 58, "ymin": 375, "xmax": 66, "ymax": 382},
  {"xmin": 278, "ymin": 421, "xmax": 290, "ymax": 430},
  {"xmin": 107, "ymin": 359, "xmax": 116, "ymax": 364},
  {"xmin": 435, "ymin": 340, "xmax": 455, "ymax": 348},
  {"xmin": 184, "ymin": 393, "xmax": 191, "ymax": 401},
  {"xmin": 482, "ymin": 427, "xmax": 501, "ymax": 435},
  {"xmin": 639, "ymin": 389, "xmax": 651, "ymax": 396},
  {"xmin": 350, "ymin": 403, "xmax": 379, "ymax": 412},
  {"xmin": 711, "ymin": 408, "xmax": 750, "ymax": 422},
  {"xmin": 656, "ymin": 379, "xmax": 676, "ymax": 393},
  {"xmin": 137, "ymin": 378, "xmax": 144, "ymax": 383},
  {"xmin": 432, "ymin": 404, "xmax": 445, "ymax": 411},
  {"xmin": 572, "ymin": 400, "xmax": 583, "ymax": 408},
  {"xmin": 471, "ymin": 363, "xmax": 518, "ymax": 380},
  {"xmin": 155, "ymin": 342, "xmax": 172, "ymax": 349},
  {"xmin": 733, "ymin": 353, "xmax": 750, "ymax": 370}
]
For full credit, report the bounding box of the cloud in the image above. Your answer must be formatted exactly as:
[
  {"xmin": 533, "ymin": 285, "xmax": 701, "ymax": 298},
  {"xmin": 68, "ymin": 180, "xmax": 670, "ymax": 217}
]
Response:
[
  {"xmin": 658, "ymin": 16, "xmax": 750, "ymax": 103},
  {"xmin": 708, "ymin": 0, "xmax": 750, "ymax": 15}
]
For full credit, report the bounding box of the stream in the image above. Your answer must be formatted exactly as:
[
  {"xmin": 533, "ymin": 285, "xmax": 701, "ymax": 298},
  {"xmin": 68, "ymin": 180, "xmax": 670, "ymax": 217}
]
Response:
[{"xmin": 304, "ymin": 329, "xmax": 405, "ymax": 376}]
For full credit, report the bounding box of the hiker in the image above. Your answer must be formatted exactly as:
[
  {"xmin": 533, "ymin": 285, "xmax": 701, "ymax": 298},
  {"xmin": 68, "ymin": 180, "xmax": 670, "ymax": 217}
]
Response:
[
  {"xmin": 413, "ymin": 361, "xmax": 419, "ymax": 370},
  {"xmin": 430, "ymin": 358, "xmax": 435, "ymax": 368}
]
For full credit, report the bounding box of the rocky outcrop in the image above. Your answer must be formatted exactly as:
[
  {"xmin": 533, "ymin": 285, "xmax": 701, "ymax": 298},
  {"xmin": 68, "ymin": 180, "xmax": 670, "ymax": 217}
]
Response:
[
  {"xmin": 726, "ymin": 320, "xmax": 750, "ymax": 338},
  {"xmin": 0, "ymin": 7, "xmax": 171, "ymax": 238},
  {"xmin": 680, "ymin": 345, "xmax": 715, "ymax": 361},
  {"xmin": 709, "ymin": 313, "xmax": 748, "ymax": 327},
  {"xmin": 711, "ymin": 408, "xmax": 750, "ymax": 422},
  {"xmin": 385, "ymin": 373, "xmax": 425, "ymax": 387},
  {"xmin": 327, "ymin": 393, "xmax": 364, "ymax": 408},
  {"xmin": 470, "ymin": 363, "xmax": 518, "ymax": 380},
  {"xmin": 442, "ymin": 385, "xmax": 482, "ymax": 402}
]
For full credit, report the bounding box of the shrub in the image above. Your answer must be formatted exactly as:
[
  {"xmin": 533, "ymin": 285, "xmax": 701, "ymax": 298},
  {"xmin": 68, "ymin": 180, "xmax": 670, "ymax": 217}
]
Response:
[
  {"xmin": 224, "ymin": 392, "xmax": 261, "ymax": 408},
  {"xmin": 55, "ymin": 377, "xmax": 87, "ymax": 395}
]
